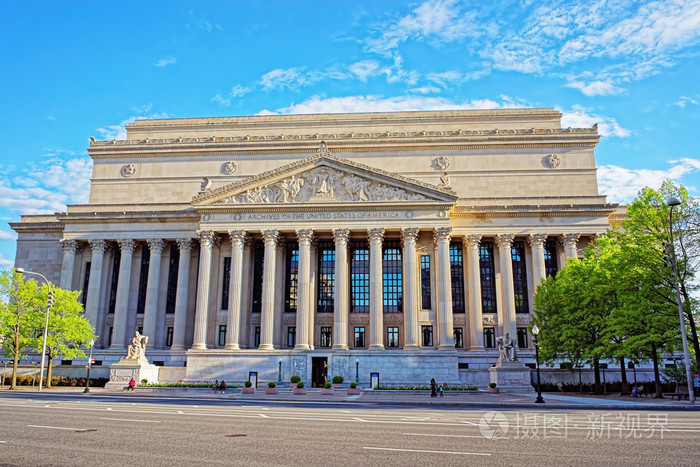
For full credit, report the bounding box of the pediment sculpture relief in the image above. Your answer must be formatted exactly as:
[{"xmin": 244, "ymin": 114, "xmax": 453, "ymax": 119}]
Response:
[{"xmin": 216, "ymin": 167, "xmax": 427, "ymax": 204}]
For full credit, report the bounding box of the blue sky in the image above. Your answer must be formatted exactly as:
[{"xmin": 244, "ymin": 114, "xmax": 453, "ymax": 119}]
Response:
[{"xmin": 2, "ymin": 0, "xmax": 700, "ymax": 268}]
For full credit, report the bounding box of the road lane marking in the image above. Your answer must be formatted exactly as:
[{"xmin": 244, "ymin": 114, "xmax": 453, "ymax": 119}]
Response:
[
  {"xmin": 28, "ymin": 425, "xmax": 87, "ymax": 431},
  {"xmin": 0, "ymin": 441, "xmax": 6, "ymax": 443},
  {"xmin": 99, "ymin": 418, "xmax": 160, "ymax": 423},
  {"xmin": 363, "ymin": 447, "xmax": 491, "ymax": 456},
  {"xmin": 403, "ymin": 432, "xmax": 483, "ymax": 438}
]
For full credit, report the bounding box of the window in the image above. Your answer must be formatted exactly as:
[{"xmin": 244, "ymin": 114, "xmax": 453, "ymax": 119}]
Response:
[
  {"xmin": 254, "ymin": 326, "xmax": 261, "ymax": 348},
  {"xmin": 136, "ymin": 246, "xmax": 150, "ymax": 314},
  {"xmin": 219, "ymin": 325, "xmax": 227, "ymax": 346},
  {"xmin": 166, "ymin": 327, "xmax": 174, "ymax": 347},
  {"xmin": 285, "ymin": 242, "xmax": 299, "ymax": 313},
  {"xmin": 317, "ymin": 242, "xmax": 335, "ymax": 313},
  {"xmin": 479, "ymin": 242, "xmax": 497, "ymax": 313},
  {"xmin": 544, "ymin": 240, "xmax": 558, "ymax": 278},
  {"xmin": 517, "ymin": 327, "xmax": 528, "ymax": 348},
  {"xmin": 450, "ymin": 242, "xmax": 465, "ymax": 313},
  {"xmin": 422, "ymin": 325, "xmax": 433, "ymax": 347},
  {"xmin": 138, "ymin": 326, "xmax": 143, "ymax": 334},
  {"xmin": 354, "ymin": 327, "xmax": 365, "ymax": 347},
  {"xmin": 221, "ymin": 257, "xmax": 231, "ymax": 310},
  {"xmin": 512, "ymin": 241, "xmax": 529, "ymax": 313},
  {"xmin": 320, "ymin": 326, "xmax": 332, "ymax": 347},
  {"xmin": 287, "ymin": 327, "xmax": 296, "ymax": 348},
  {"xmin": 483, "ymin": 327, "xmax": 495, "ymax": 348},
  {"xmin": 387, "ymin": 327, "xmax": 399, "ymax": 347},
  {"xmin": 108, "ymin": 247, "xmax": 120, "ymax": 314},
  {"xmin": 420, "ymin": 255, "xmax": 431, "ymax": 309},
  {"xmin": 350, "ymin": 242, "xmax": 370, "ymax": 313},
  {"xmin": 251, "ymin": 241, "xmax": 264, "ymax": 313},
  {"xmin": 108, "ymin": 327, "xmax": 113, "ymax": 347},
  {"xmin": 454, "ymin": 328, "xmax": 464, "ymax": 348},
  {"xmin": 383, "ymin": 240, "xmax": 402, "ymax": 313},
  {"xmin": 81, "ymin": 262, "xmax": 91, "ymax": 307},
  {"xmin": 165, "ymin": 245, "xmax": 179, "ymax": 314}
]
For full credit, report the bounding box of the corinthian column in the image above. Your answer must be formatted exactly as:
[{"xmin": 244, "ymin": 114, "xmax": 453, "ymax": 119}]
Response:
[
  {"xmin": 84, "ymin": 240, "xmax": 106, "ymax": 332},
  {"xmin": 562, "ymin": 233, "xmax": 581, "ymax": 264},
  {"xmin": 495, "ymin": 234, "xmax": 516, "ymax": 339},
  {"xmin": 110, "ymin": 239, "xmax": 136, "ymax": 350},
  {"xmin": 332, "ymin": 228, "xmax": 350, "ymax": 350},
  {"xmin": 463, "ymin": 235, "xmax": 483, "ymax": 350},
  {"xmin": 192, "ymin": 231, "xmax": 215, "ymax": 350},
  {"xmin": 143, "ymin": 239, "xmax": 165, "ymax": 347},
  {"xmin": 528, "ymin": 234, "xmax": 547, "ymax": 287},
  {"xmin": 171, "ymin": 239, "xmax": 192, "ymax": 350},
  {"xmin": 295, "ymin": 229, "xmax": 313, "ymax": 350},
  {"xmin": 434, "ymin": 227, "xmax": 454, "ymax": 350},
  {"xmin": 401, "ymin": 227, "xmax": 420, "ymax": 349},
  {"xmin": 368, "ymin": 228, "xmax": 385, "ymax": 350},
  {"xmin": 225, "ymin": 230, "xmax": 246, "ymax": 350},
  {"xmin": 259, "ymin": 229, "xmax": 279, "ymax": 350},
  {"xmin": 59, "ymin": 239, "xmax": 79, "ymax": 290}
]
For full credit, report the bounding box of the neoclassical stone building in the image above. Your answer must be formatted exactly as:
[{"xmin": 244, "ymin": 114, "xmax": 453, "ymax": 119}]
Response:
[{"xmin": 11, "ymin": 109, "xmax": 615, "ymax": 386}]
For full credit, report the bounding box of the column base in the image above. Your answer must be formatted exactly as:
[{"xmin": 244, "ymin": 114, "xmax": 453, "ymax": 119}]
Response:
[
  {"xmin": 294, "ymin": 344, "xmax": 310, "ymax": 350},
  {"xmin": 169, "ymin": 345, "xmax": 185, "ymax": 351},
  {"xmin": 190, "ymin": 344, "xmax": 207, "ymax": 350},
  {"xmin": 368, "ymin": 344, "xmax": 385, "ymax": 351},
  {"xmin": 223, "ymin": 344, "xmax": 240, "ymax": 351},
  {"xmin": 258, "ymin": 344, "xmax": 275, "ymax": 351},
  {"xmin": 332, "ymin": 344, "xmax": 349, "ymax": 350}
]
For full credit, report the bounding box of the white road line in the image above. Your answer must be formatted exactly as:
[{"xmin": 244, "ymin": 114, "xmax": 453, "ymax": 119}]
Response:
[
  {"xmin": 259, "ymin": 414, "xmax": 269, "ymax": 418},
  {"xmin": 99, "ymin": 418, "xmax": 160, "ymax": 423},
  {"xmin": 28, "ymin": 425, "xmax": 85, "ymax": 431},
  {"xmin": 0, "ymin": 441, "xmax": 6, "ymax": 443},
  {"xmin": 403, "ymin": 432, "xmax": 483, "ymax": 438},
  {"xmin": 363, "ymin": 447, "xmax": 491, "ymax": 456}
]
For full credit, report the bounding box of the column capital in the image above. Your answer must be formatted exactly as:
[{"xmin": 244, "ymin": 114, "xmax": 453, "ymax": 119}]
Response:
[
  {"xmin": 262, "ymin": 229, "xmax": 280, "ymax": 247},
  {"xmin": 332, "ymin": 228, "xmax": 350, "ymax": 245},
  {"xmin": 401, "ymin": 227, "xmax": 420, "ymax": 245},
  {"xmin": 228, "ymin": 230, "xmax": 247, "ymax": 247},
  {"xmin": 146, "ymin": 238, "xmax": 166, "ymax": 254},
  {"xmin": 433, "ymin": 226, "xmax": 452, "ymax": 244},
  {"xmin": 367, "ymin": 227, "xmax": 385, "ymax": 244},
  {"xmin": 562, "ymin": 233, "xmax": 581, "ymax": 247},
  {"xmin": 296, "ymin": 229, "xmax": 314, "ymax": 246},
  {"xmin": 197, "ymin": 230, "xmax": 216, "ymax": 247},
  {"xmin": 495, "ymin": 234, "xmax": 515, "ymax": 250},
  {"xmin": 117, "ymin": 239, "xmax": 136, "ymax": 254},
  {"xmin": 61, "ymin": 239, "xmax": 79, "ymax": 254},
  {"xmin": 88, "ymin": 239, "xmax": 107, "ymax": 254},
  {"xmin": 527, "ymin": 233, "xmax": 547, "ymax": 249},
  {"xmin": 176, "ymin": 238, "xmax": 194, "ymax": 252},
  {"xmin": 462, "ymin": 234, "xmax": 482, "ymax": 249}
]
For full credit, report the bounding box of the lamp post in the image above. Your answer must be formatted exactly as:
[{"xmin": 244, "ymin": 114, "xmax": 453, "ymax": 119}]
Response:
[
  {"xmin": 1, "ymin": 360, "xmax": 7, "ymax": 390},
  {"xmin": 84, "ymin": 339, "xmax": 94, "ymax": 393},
  {"xmin": 277, "ymin": 359, "xmax": 283, "ymax": 386},
  {"xmin": 665, "ymin": 197, "xmax": 696, "ymax": 404},
  {"xmin": 15, "ymin": 268, "xmax": 52, "ymax": 392},
  {"xmin": 355, "ymin": 359, "xmax": 359, "ymax": 384},
  {"xmin": 32, "ymin": 362, "xmax": 37, "ymax": 388},
  {"xmin": 531, "ymin": 325, "xmax": 544, "ymax": 404}
]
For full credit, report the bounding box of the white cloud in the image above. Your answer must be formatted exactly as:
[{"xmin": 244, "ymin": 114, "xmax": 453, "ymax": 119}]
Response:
[
  {"xmin": 95, "ymin": 105, "xmax": 168, "ymax": 140},
  {"xmin": 675, "ymin": 95, "xmax": 700, "ymax": 107},
  {"xmin": 566, "ymin": 80, "xmax": 625, "ymax": 96},
  {"xmin": 260, "ymin": 67, "xmax": 319, "ymax": 91},
  {"xmin": 0, "ymin": 252, "xmax": 13, "ymax": 269},
  {"xmin": 348, "ymin": 60, "xmax": 381, "ymax": 81},
  {"xmin": 410, "ymin": 86, "xmax": 441, "ymax": 94},
  {"xmin": 425, "ymin": 70, "xmax": 462, "ymax": 87},
  {"xmin": 0, "ymin": 230, "xmax": 17, "ymax": 241},
  {"xmin": 212, "ymin": 84, "xmax": 251, "ymax": 106},
  {"xmin": 598, "ymin": 158, "xmax": 700, "ymax": 203},
  {"xmin": 559, "ymin": 105, "xmax": 630, "ymax": 137},
  {"xmin": 154, "ymin": 57, "xmax": 176, "ymax": 67}
]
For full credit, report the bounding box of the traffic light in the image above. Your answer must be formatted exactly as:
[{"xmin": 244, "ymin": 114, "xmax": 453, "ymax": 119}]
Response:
[
  {"xmin": 662, "ymin": 241, "xmax": 674, "ymax": 268},
  {"xmin": 47, "ymin": 290, "xmax": 55, "ymax": 308}
]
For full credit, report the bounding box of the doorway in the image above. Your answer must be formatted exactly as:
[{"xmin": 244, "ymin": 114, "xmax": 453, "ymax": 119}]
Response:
[{"xmin": 311, "ymin": 357, "xmax": 328, "ymax": 388}]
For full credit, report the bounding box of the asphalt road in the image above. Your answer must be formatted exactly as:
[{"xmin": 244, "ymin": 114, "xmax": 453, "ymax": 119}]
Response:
[{"xmin": 0, "ymin": 392, "xmax": 698, "ymax": 466}]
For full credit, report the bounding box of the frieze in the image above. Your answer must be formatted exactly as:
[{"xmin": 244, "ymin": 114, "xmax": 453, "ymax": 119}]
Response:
[
  {"xmin": 221, "ymin": 161, "xmax": 238, "ymax": 175},
  {"xmin": 384, "ymin": 314, "xmax": 403, "ymax": 325},
  {"xmin": 350, "ymin": 314, "xmax": 370, "ymax": 325},
  {"xmin": 432, "ymin": 156, "xmax": 450, "ymax": 170},
  {"xmin": 202, "ymin": 210, "xmax": 417, "ymax": 223},
  {"xmin": 250, "ymin": 314, "xmax": 261, "ymax": 325},
  {"xmin": 542, "ymin": 154, "xmax": 561, "ymax": 168},
  {"xmin": 515, "ymin": 315, "xmax": 531, "ymax": 325},
  {"xmin": 120, "ymin": 163, "xmax": 137, "ymax": 177},
  {"xmin": 283, "ymin": 314, "xmax": 297, "ymax": 325},
  {"xmin": 316, "ymin": 315, "xmax": 334, "ymax": 325},
  {"xmin": 482, "ymin": 314, "xmax": 497, "ymax": 325},
  {"xmin": 453, "ymin": 315, "xmax": 466, "ymax": 325}
]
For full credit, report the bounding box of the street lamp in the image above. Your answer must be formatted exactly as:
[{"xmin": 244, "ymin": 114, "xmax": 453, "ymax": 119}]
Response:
[
  {"xmin": 84, "ymin": 339, "xmax": 94, "ymax": 393},
  {"xmin": 277, "ymin": 359, "xmax": 283, "ymax": 385},
  {"xmin": 15, "ymin": 268, "xmax": 52, "ymax": 392},
  {"xmin": 355, "ymin": 359, "xmax": 359, "ymax": 384},
  {"xmin": 665, "ymin": 197, "xmax": 696, "ymax": 404},
  {"xmin": 531, "ymin": 325, "xmax": 544, "ymax": 403}
]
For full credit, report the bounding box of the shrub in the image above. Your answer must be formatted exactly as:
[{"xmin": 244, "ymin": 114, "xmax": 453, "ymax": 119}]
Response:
[
  {"xmin": 350, "ymin": 381, "xmax": 357, "ymax": 389},
  {"xmin": 297, "ymin": 381, "xmax": 304, "ymax": 388},
  {"xmin": 291, "ymin": 375, "xmax": 301, "ymax": 384},
  {"xmin": 324, "ymin": 381, "xmax": 332, "ymax": 388},
  {"xmin": 489, "ymin": 382, "xmax": 497, "ymax": 388},
  {"xmin": 332, "ymin": 375, "xmax": 344, "ymax": 384},
  {"xmin": 268, "ymin": 381, "xmax": 276, "ymax": 388},
  {"xmin": 244, "ymin": 380, "xmax": 252, "ymax": 388},
  {"xmin": 141, "ymin": 379, "xmax": 148, "ymax": 385}
]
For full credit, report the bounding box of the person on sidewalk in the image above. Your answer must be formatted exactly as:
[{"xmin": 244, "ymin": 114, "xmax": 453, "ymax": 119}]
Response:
[
  {"xmin": 438, "ymin": 384, "xmax": 444, "ymax": 397},
  {"xmin": 128, "ymin": 378, "xmax": 135, "ymax": 391},
  {"xmin": 213, "ymin": 380, "xmax": 219, "ymax": 393},
  {"xmin": 219, "ymin": 380, "xmax": 226, "ymax": 393},
  {"xmin": 430, "ymin": 378, "xmax": 437, "ymax": 397}
]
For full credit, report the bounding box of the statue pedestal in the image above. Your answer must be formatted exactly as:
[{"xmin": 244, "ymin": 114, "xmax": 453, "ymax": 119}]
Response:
[
  {"xmin": 488, "ymin": 361, "xmax": 533, "ymax": 393},
  {"xmin": 105, "ymin": 357, "xmax": 159, "ymax": 389}
]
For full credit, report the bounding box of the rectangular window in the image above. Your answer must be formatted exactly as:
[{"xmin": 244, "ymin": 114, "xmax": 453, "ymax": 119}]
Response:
[
  {"xmin": 422, "ymin": 325, "xmax": 433, "ymax": 347},
  {"xmin": 354, "ymin": 327, "xmax": 365, "ymax": 347},
  {"xmin": 387, "ymin": 326, "xmax": 399, "ymax": 347},
  {"xmin": 479, "ymin": 242, "xmax": 497, "ymax": 314},
  {"xmin": 517, "ymin": 327, "xmax": 528, "ymax": 348},
  {"xmin": 138, "ymin": 326, "xmax": 143, "ymax": 334},
  {"xmin": 166, "ymin": 327, "xmax": 174, "ymax": 347},
  {"xmin": 454, "ymin": 328, "xmax": 464, "ymax": 348},
  {"xmin": 544, "ymin": 240, "xmax": 558, "ymax": 278},
  {"xmin": 450, "ymin": 242, "xmax": 465, "ymax": 313},
  {"xmin": 165, "ymin": 245, "xmax": 179, "ymax": 314},
  {"xmin": 219, "ymin": 325, "xmax": 227, "ymax": 346},
  {"xmin": 350, "ymin": 242, "xmax": 370, "ymax": 313},
  {"xmin": 317, "ymin": 241, "xmax": 335, "ymax": 313},
  {"xmin": 512, "ymin": 241, "xmax": 529, "ymax": 313},
  {"xmin": 420, "ymin": 255, "xmax": 431, "ymax": 309},
  {"xmin": 252, "ymin": 241, "xmax": 265, "ymax": 313},
  {"xmin": 108, "ymin": 247, "xmax": 121, "ymax": 314},
  {"xmin": 483, "ymin": 327, "xmax": 496, "ymax": 348},
  {"xmin": 254, "ymin": 326, "xmax": 261, "ymax": 348},
  {"xmin": 287, "ymin": 327, "xmax": 296, "ymax": 348},
  {"xmin": 108, "ymin": 327, "xmax": 113, "ymax": 347},
  {"xmin": 136, "ymin": 245, "xmax": 150, "ymax": 314},
  {"xmin": 221, "ymin": 257, "xmax": 231, "ymax": 310},
  {"xmin": 285, "ymin": 242, "xmax": 299, "ymax": 313},
  {"xmin": 383, "ymin": 240, "xmax": 402, "ymax": 313},
  {"xmin": 81, "ymin": 262, "xmax": 91, "ymax": 307},
  {"xmin": 320, "ymin": 326, "xmax": 332, "ymax": 347}
]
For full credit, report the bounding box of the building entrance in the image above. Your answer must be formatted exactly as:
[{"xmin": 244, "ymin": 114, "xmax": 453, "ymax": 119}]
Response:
[{"xmin": 311, "ymin": 357, "xmax": 328, "ymax": 387}]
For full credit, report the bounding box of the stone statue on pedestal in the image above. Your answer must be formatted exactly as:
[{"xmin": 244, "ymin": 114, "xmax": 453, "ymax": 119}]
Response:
[
  {"xmin": 496, "ymin": 333, "xmax": 516, "ymax": 363},
  {"xmin": 126, "ymin": 331, "xmax": 148, "ymax": 361}
]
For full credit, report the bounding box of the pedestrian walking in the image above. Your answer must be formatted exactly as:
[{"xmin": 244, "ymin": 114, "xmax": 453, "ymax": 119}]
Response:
[
  {"xmin": 430, "ymin": 378, "xmax": 437, "ymax": 397},
  {"xmin": 438, "ymin": 384, "xmax": 444, "ymax": 397}
]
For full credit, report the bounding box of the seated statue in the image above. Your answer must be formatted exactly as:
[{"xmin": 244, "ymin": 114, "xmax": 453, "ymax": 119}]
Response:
[
  {"xmin": 126, "ymin": 331, "xmax": 148, "ymax": 360},
  {"xmin": 496, "ymin": 333, "xmax": 516, "ymax": 362}
]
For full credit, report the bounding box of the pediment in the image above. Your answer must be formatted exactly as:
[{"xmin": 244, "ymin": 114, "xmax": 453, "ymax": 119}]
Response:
[{"xmin": 192, "ymin": 144, "xmax": 457, "ymax": 207}]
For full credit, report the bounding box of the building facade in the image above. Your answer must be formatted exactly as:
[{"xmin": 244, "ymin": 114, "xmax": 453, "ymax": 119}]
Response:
[{"xmin": 11, "ymin": 109, "xmax": 615, "ymax": 386}]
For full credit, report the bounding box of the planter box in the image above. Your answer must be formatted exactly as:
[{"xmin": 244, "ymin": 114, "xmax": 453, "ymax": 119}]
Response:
[
  {"xmin": 242, "ymin": 387, "xmax": 255, "ymax": 394},
  {"xmin": 265, "ymin": 387, "xmax": 278, "ymax": 394},
  {"xmin": 293, "ymin": 388, "xmax": 306, "ymax": 395},
  {"xmin": 347, "ymin": 388, "xmax": 361, "ymax": 395},
  {"xmin": 333, "ymin": 383, "xmax": 344, "ymax": 389},
  {"xmin": 321, "ymin": 388, "xmax": 334, "ymax": 395},
  {"xmin": 488, "ymin": 387, "xmax": 499, "ymax": 393}
]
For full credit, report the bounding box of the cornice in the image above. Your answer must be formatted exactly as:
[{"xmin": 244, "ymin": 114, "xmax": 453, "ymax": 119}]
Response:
[{"xmin": 9, "ymin": 221, "xmax": 64, "ymax": 232}]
